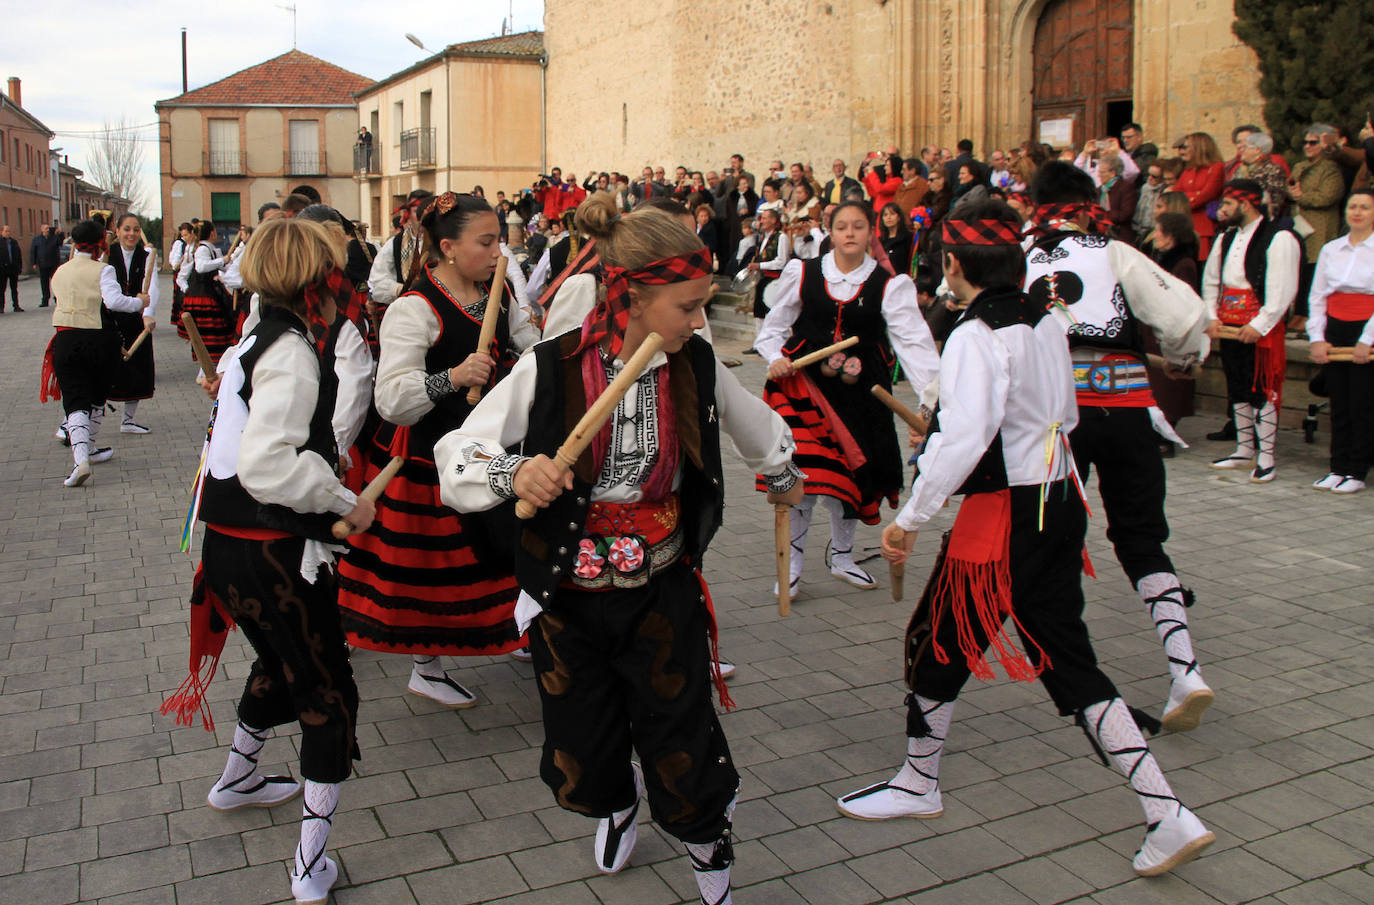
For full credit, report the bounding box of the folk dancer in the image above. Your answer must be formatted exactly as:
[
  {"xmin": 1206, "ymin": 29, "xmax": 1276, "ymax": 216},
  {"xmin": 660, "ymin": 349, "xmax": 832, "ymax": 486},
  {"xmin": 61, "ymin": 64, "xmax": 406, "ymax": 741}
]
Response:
[
  {"xmin": 757, "ymin": 200, "xmax": 940, "ymax": 598},
  {"xmin": 42, "ymin": 220, "xmax": 142, "ymax": 486},
  {"xmin": 104, "ymin": 213, "xmax": 159, "ymax": 434},
  {"xmin": 1204, "ymin": 179, "xmax": 1302, "ymax": 482},
  {"xmin": 836, "ymin": 201, "xmax": 1216, "ymax": 879},
  {"xmin": 437, "ymin": 193, "xmax": 802, "ymax": 904},
  {"xmin": 1306, "ymin": 189, "xmax": 1374, "ymax": 493},
  {"xmin": 1022, "ymin": 162, "xmax": 1215, "ymax": 730},
  {"xmin": 337, "ymin": 192, "xmax": 540, "ymax": 706}
]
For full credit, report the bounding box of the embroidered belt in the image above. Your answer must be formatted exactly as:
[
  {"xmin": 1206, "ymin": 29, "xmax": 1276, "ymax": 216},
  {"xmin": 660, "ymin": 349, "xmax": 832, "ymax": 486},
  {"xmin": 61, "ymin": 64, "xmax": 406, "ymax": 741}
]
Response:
[
  {"xmin": 1327, "ymin": 291, "xmax": 1374, "ymax": 321},
  {"xmin": 1073, "ymin": 359, "xmax": 1150, "ymax": 395},
  {"xmin": 1218, "ymin": 286, "xmax": 1259, "ymax": 326},
  {"xmin": 566, "ymin": 495, "xmax": 685, "ymax": 590}
]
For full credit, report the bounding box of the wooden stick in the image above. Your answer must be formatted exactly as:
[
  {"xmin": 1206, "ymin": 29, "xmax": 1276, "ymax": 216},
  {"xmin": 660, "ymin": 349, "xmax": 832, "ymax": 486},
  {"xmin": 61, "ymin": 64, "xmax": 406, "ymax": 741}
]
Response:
[
  {"xmin": 331, "ymin": 456, "xmax": 404, "ymax": 539},
  {"xmin": 180, "ymin": 311, "xmax": 217, "ymax": 377},
  {"xmin": 870, "ymin": 385, "xmax": 928, "ymax": 434},
  {"xmin": 467, "ymin": 255, "xmax": 509, "ymax": 405},
  {"xmin": 515, "ymin": 332, "xmax": 665, "ymax": 519},
  {"xmin": 890, "ymin": 562, "xmax": 905, "ymax": 602},
  {"xmin": 1325, "ymin": 347, "xmax": 1366, "ymax": 363},
  {"xmin": 122, "ymin": 327, "xmax": 152, "ymax": 361},
  {"xmin": 791, "ymin": 335, "xmax": 859, "ymax": 370},
  {"xmin": 774, "ymin": 503, "xmax": 791, "ymax": 617}
]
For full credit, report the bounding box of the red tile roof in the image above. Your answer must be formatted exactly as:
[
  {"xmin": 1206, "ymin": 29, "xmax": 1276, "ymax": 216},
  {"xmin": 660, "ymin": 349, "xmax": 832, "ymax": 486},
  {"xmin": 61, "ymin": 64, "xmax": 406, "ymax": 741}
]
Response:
[
  {"xmin": 157, "ymin": 50, "xmax": 373, "ymax": 107},
  {"xmin": 442, "ymin": 30, "xmax": 544, "ymax": 57}
]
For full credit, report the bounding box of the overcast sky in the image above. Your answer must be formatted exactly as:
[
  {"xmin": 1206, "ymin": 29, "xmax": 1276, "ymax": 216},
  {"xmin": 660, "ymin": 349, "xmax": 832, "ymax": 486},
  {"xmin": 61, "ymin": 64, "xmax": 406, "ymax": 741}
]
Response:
[{"xmin": 7, "ymin": 0, "xmax": 545, "ymax": 214}]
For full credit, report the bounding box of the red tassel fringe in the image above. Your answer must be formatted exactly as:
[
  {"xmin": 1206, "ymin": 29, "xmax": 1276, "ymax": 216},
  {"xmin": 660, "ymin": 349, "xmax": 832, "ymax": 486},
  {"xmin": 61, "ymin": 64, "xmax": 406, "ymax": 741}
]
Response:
[
  {"xmin": 1253, "ymin": 327, "xmax": 1287, "ymax": 406},
  {"xmin": 160, "ymin": 563, "xmax": 235, "ymax": 731},
  {"xmin": 694, "ymin": 569, "xmax": 736, "ymax": 711},
  {"xmin": 39, "ymin": 334, "xmax": 61, "ymax": 403}
]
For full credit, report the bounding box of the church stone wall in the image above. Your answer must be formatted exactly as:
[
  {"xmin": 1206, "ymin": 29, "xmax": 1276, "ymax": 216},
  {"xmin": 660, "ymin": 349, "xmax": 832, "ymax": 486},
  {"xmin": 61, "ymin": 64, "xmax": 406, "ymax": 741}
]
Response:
[{"xmin": 544, "ymin": 0, "xmax": 1265, "ymax": 173}]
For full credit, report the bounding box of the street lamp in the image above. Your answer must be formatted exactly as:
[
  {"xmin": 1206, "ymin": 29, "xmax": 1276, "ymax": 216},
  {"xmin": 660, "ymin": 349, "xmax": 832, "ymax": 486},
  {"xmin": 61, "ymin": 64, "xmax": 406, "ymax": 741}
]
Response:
[{"xmin": 405, "ymin": 33, "xmax": 429, "ymax": 52}]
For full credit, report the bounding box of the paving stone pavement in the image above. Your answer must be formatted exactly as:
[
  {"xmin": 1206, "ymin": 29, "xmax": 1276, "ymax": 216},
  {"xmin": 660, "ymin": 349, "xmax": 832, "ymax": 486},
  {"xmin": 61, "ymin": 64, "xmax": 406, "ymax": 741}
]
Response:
[{"xmin": 0, "ymin": 273, "xmax": 1371, "ymax": 905}]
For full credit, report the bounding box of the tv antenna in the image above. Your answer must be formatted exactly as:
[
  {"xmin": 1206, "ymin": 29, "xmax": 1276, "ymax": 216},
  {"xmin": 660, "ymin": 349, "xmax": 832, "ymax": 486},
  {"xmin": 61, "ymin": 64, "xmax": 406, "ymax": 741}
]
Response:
[{"xmin": 276, "ymin": 4, "xmax": 297, "ymax": 48}]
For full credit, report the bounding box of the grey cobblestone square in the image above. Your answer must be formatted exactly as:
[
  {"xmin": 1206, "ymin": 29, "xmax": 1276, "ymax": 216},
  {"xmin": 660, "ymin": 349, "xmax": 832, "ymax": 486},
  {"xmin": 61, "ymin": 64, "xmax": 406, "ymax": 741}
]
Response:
[{"xmin": 1, "ymin": 275, "xmax": 1371, "ymax": 902}]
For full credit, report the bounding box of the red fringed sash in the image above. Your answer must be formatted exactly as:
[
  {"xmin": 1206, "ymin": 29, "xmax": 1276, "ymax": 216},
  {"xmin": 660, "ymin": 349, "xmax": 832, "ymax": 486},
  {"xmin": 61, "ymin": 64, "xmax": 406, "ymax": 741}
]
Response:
[
  {"xmin": 160, "ymin": 563, "xmax": 236, "ymax": 731},
  {"xmin": 929, "ymin": 490, "xmax": 1049, "ymax": 683},
  {"xmin": 39, "ymin": 330, "xmax": 71, "ymax": 403},
  {"xmin": 693, "ymin": 569, "xmax": 736, "ymax": 712}
]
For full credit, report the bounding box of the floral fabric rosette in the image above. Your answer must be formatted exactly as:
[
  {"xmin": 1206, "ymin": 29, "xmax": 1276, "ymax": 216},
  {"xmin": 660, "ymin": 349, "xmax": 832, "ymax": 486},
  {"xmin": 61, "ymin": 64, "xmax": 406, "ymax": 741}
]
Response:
[{"xmin": 573, "ymin": 534, "xmax": 647, "ymax": 580}]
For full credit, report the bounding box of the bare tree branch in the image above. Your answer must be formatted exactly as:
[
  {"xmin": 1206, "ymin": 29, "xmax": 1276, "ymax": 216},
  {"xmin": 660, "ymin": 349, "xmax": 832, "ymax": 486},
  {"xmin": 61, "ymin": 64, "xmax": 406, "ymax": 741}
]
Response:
[{"xmin": 85, "ymin": 116, "xmax": 146, "ymax": 212}]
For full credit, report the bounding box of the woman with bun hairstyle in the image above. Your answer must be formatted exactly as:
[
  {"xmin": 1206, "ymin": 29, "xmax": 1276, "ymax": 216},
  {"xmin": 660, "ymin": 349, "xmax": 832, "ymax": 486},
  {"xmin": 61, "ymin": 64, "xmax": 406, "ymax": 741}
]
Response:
[
  {"xmin": 177, "ymin": 219, "xmax": 235, "ymax": 366},
  {"xmin": 436, "ymin": 191, "xmax": 801, "ymax": 904},
  {"xmin": 756, "ymin": 199, "xmax": 940, "ymax": 599},
  {"xmin": 336, "ymin": 192, "xmax": 539, "ymax": 708},
  {"xmin": 192, "ymin": 218, "xmax": 375, "ymax": 905}
]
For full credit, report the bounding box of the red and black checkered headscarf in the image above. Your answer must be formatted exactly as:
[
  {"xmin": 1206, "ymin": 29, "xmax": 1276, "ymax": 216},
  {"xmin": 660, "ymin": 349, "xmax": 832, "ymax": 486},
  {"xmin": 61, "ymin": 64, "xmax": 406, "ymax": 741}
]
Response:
[
  {"xmin": 1029, "ymin": 202, "xmax": 1112, "ymax": 239},
  {"xmin": 74, "ymin": 236, "xmax": 107, "ymax": 260},
  {"xmin": 1223, "ymin": 181, "xmax": 1263, "ymax": 210},
  {"xmin": 300, "ymin": 266, "xmax": 362, "ymax": 357},
  {"xmin": 942, "ymin": 218, "xmax": 1023, "ymax": 247},
  {"xmin": 574, "ymin": 246, "xmax": 713, "ymax": 359}
]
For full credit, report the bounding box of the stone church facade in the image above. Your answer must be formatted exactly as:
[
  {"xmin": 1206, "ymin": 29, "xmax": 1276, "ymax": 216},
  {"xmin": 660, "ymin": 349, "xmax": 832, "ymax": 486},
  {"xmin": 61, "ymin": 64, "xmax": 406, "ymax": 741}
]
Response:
[{"xmin": 544, "ymin": 0, "xmax": 1264, "ymax": 171}]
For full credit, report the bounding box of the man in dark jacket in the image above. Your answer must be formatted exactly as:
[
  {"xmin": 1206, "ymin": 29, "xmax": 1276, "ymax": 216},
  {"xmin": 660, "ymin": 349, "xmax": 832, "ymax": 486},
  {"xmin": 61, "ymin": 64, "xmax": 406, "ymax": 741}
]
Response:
[
  {"xmin": 30, "ymin": 224, "xmax": 63, "ymax": 307},
  {"xmin": 822, "ymin": 159, "xmax": 863, "ymax": 206},
  {"xmin": 0, "ymin": 225, "xmax": 22, "ymax": 311}
]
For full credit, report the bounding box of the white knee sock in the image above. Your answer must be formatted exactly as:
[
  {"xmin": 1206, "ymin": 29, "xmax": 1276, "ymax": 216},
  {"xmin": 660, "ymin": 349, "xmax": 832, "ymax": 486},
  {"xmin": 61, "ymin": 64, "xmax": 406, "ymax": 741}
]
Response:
[
  {"xmin": 685, "ymin": 794, "xmax": 735, "ymax": 905},
  {"xmin": 89, "ymin": 405, "xmax": 105, "ymax": 444},
  {"xmin": 295, "ymin": 780, "xmax": 339, "ymax": 879},
  {"xmin": 216, "ymin": 722, "xmax": 268, "ymax": 791},
  {"xmin": 1230, "ymin": 404, "xmax": 1256, "ymax": 458},
  {"xmin": 412, "ymin": 654, "xmax": 445, "ymax": 679},
  {"xmin": 67, "ymin": 410, "xmax": 91, "ymax": 466},
  {"xmin": 1136, "ymin": 573, "xmax": 1200, "ymax": 681},
  {"xmin": 894, "ymin": 695, "xmax": 953, "ymax": 794},
  {"xmin": 787, "ymin": 496, "xmax": 815, "ymax": 581},
  {"xmin": 1254, "ymin": 402, "xmax": 1278, "ymax": 470},
  {"xmin": 123, "ymin": 400, "xmax": 139, "ymax": 423},
  {"xmin": 828, "ymin": 507, "xmax": 857, "ymax": 558},
  {"xmin": 1082, "ymin": 698, "xmax": 1180, "ymax": 825}
]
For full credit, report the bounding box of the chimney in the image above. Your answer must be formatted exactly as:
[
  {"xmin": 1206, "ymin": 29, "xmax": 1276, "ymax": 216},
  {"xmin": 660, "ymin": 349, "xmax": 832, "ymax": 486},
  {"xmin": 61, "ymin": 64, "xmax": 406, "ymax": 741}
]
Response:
[{"xmin": 6, "ymin": 77, "xmax": 20, "ymax": 107}]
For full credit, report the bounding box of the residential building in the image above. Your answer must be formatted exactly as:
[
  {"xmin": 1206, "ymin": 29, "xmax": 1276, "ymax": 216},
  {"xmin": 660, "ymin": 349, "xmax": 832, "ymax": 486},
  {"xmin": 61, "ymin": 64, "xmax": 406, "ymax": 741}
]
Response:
[
  {"xmin": 354, "ymin": 31, "xmax": 544, "ymax": 232},
  {"xmin": 75, "ymin": 178, "xmax": 132, "ymax": 226},
  {"xmin": 0, "ymin": 77, "xmax": 58, "ymax": 254},
  {"xmin": 155, "ymin": 49, "xmax": 372, "ymax": 251}
]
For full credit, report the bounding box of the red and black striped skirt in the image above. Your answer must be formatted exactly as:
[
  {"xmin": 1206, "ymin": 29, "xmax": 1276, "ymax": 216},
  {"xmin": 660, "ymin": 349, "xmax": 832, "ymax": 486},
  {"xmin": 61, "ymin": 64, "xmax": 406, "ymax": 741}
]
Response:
[
  {"xmin": 336, "ymin": 427, "xmax": 523, "ymax": 657},
  {"xmin": 178, "ymin": 293, "xmax": 235, "ymax": 363}
]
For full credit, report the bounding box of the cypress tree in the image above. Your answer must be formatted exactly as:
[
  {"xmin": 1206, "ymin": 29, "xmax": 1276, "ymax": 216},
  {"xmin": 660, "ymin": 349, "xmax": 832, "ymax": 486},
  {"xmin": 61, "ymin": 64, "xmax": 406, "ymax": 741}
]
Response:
[{"xmin": 1233, "ymin": 0, "xmax": 1374, "ymax": 152}]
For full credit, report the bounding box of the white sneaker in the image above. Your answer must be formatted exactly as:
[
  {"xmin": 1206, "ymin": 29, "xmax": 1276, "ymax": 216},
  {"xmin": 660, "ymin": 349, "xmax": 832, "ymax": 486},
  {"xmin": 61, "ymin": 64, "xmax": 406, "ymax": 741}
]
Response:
[
  {"xmin": 90, "ymin": 447, "xmax": 115, "ymax": 464},
  {"xmin": 717, "ymin": 661, "xmax": 737, "ymax": 681},
  {"xmin": 407, "ymin": 669, "xmax": 477, "ymax": 708},
  {"xmin": 1313, "ymin": 473, "xmax": 1344, "ymax": 490},
  {"xmin": 1161, "ymin": 671, "xmax": 1214, "ymax": 733},
  {"xmin": 290, "ymin": 854, "xmax": 339, "ymax": 904},
  {"xmin": 63, "ymin": 463, "xmax": 91, "ymax": 487},
  {"xmin": 1332, "ymin": 477, "xmax": 1366, "ymax": 494},
  {"xmin": 836, "ymin": 779, "xmax": 942, "ymax": 820},
  {"xmin": 206, "ymin": 775, "xmax": 302, "ymax": 811},
  {"xmin": 827, "ymin": 547, "xmax": 876, "ymax": 589},
  {"xmin": 594, "ymin": 762, "xmax": 644, "ymax": 873},
  {"xmin": 1132, "ymin": 806, "xmax": 1215, "ymax": 876},
  {"xmin": 509, "ymin": 646, "xmax": 533, "ymax": 662},
  {"xmin": 1209, "ymin": 453, "xmax": 1253, "ymax": 470},
  {"xmin": 55, "ymin": 426, "xmax": 69, "ymax": 445},
  {"xmin": 120, "ymin": 421, "xmax": 150, "ymax": 434}
]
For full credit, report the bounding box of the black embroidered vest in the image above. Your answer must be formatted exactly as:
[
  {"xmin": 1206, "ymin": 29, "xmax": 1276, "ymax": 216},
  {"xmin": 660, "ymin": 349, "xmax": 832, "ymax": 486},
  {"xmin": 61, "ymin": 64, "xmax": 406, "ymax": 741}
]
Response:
[
  {"xmin": 199, "ymin": 306, "xmax": 342, "ymax": 541},
  {"xmin": 782, "ymin": 258, "xmax": 896, "ymax": 377},
  {"xmin": 507, "ymin": 330, "xmax": 725, "ymax": 608}
]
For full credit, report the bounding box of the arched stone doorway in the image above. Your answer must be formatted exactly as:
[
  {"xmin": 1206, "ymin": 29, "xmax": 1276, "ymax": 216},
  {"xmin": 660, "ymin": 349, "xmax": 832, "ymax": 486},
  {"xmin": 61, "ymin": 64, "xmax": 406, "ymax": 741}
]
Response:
[{"xmin": 1031, "ymin": 0, "xmax": 1133, "ymax": 149}]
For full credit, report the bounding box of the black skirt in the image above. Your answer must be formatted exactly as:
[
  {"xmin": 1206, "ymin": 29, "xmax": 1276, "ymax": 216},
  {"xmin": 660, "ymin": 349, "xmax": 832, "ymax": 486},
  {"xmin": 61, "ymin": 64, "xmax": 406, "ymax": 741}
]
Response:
[{"xmin": 107, "ymin": 310, "xmax": 155, "ymax": 401}]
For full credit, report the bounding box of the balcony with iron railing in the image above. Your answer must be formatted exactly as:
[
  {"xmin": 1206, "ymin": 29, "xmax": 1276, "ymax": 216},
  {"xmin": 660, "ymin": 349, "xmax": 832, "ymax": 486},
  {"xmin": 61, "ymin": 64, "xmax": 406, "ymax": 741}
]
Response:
[
  {"xmin": 207, "ymin": 150, "xmax": 243, "ymax": 176},
  {"xmin": 286, "ymin": 149, "xmax": 326, "ymax": 176},
  {"xmin": 399, "ymin": 127, "xmax": 436, "ymax": 171},
  {"xmin": 353, "ymin": 142, "xmax": 379, "ymax": 177}
]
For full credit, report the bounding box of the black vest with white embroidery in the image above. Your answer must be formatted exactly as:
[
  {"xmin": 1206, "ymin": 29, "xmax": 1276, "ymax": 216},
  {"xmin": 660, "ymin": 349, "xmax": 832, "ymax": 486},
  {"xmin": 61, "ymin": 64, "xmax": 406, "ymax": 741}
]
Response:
[
  {"xmin": 929, "ymin": 286, "xmax": 1047, "ymax": 495},
  {"xmin": 407, "ymin": 267, "xmax": 516, "ymax": 464},
  {"xmin": 782, "ymin": 257, "xmax": 895, "ymax": 377},
  {"xmin": 198, "ymin": 306, "xmax": 341, "ymax": 541},
  {"xmin": 505, "ymin": 330, "xmax": 725, "ymax": 608},
  {"xmin": 1024, "ymin": 232, "xmax": 1142, "ymax": 354}
]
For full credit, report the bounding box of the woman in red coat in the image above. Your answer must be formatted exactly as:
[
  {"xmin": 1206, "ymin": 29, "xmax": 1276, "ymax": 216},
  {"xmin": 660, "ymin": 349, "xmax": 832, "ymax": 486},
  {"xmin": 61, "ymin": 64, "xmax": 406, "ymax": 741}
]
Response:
[{"xmin": 1174, "ymin": 132, "xmax": 1225, "ymax": 260}]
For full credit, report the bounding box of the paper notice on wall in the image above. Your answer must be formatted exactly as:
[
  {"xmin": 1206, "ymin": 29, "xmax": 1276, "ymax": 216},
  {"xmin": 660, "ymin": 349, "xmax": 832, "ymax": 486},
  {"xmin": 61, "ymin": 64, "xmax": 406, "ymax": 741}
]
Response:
[{"xmin": 1039, "ymin": 118, "xmax": 1074, "ymax": 149}]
